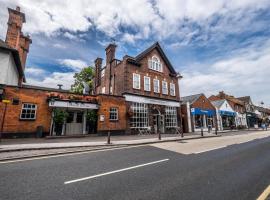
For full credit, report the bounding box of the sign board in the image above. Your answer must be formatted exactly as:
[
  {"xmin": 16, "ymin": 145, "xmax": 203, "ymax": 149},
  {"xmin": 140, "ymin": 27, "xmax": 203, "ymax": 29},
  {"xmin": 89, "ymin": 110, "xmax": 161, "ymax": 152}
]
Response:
[
  {"xmin": 2, "ymin": 100, "xmax": 11, "ymax": 104},
  {"xmin": 49, "ymin": 100, "xmax": 99, "ymax": 109},
  {"xmin": 100, "ymin": 115, "xmax": 105, "ymax": 122},
  {"xmin": 124, "ymin": 94, "xmax": 180, "ymax": 107},
  {"xmin": 191, "ymin": 108, "xmax": 215, "ymax": 116}
]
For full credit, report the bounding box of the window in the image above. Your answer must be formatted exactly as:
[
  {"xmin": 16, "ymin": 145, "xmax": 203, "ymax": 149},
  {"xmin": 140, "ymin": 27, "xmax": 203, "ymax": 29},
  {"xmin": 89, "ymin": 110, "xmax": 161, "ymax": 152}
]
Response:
[
  {"xmin": 170, "ymin": 83, "xmax": 176, "ymax": 96},
  {"xmin": 101, "ymin": 68, "xmax": 105, "ymax": 77},
  {"xmin": 101, "ymin": 87, "xmax": 105, "ymax": 94},
  {"xmin": 20, "ymin": 103, "xmax": 37, "ymax": 120},
  {"xmin": 153, "ymin": 79, "xmax": 160, "ymax": 93},
  {"xmin": 109, "ymin": 108, "xmax": 118, "ymax": 121},
  {"xmin": 162, "ymin": 81, "xmax": 168, "ymax": 95},
  {"xmin": 144, "ymin": 76, "xmax": 151, "ymax": 91},
  {"xmin": 148, "ymin": 56, "xmax": 162, "ymax": 72},
  {"xmin": 133, "ymin": 73, "xmax": 140, "ymax": 89},
  {"xmin": 165, "ymin": 107, "xmax": 177, "ymax": 128},
  {"xmin": 130, "ymin": 103, "xmax": 149, "ymax": 128}
]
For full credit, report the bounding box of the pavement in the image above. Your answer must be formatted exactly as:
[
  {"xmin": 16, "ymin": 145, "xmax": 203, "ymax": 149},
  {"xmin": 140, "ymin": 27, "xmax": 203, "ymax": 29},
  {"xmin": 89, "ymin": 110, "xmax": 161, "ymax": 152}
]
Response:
[{"xmin": 0, "ymin": 130, "xmax": 269, "ymax": 200}]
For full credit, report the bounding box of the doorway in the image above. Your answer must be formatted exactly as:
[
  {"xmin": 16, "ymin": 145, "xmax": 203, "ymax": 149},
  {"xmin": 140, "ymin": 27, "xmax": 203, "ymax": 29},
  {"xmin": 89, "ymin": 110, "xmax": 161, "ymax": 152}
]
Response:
[
  {"xmin": 65, "ymin": 111, "xmax": 83, "ymax": 135},
  {"xmin": 153, "ymin": 114, "xmax": 165, "ymax": 134}
]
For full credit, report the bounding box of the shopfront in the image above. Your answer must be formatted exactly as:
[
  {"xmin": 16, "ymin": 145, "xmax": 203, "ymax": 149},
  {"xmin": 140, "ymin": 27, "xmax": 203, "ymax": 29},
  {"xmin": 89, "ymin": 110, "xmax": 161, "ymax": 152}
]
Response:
[
  {"xmin": 219, "ymin": 110, "xmax": 236, "ymax": 129},
  {"xmin": 48, "ymin": 100, "xmax": 99, "ymax": 136},
  {"xmin": 191, "ymin": 108, "xmax": 216, "ymax": 131}
]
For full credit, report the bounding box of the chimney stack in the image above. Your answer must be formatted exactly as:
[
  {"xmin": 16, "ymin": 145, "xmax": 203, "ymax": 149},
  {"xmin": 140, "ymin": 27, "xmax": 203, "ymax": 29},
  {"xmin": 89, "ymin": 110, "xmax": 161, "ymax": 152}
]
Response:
[
  {"xmin": 5, "ymin": 6, "xmax": 32, "ymax": 72},
  {"xmin": 94, "ymin": 57, "xmax": 103, "ymax": 88},
  {"xmin": 105, "ymin": 43, "xmax": 117, "ymax": 65}
]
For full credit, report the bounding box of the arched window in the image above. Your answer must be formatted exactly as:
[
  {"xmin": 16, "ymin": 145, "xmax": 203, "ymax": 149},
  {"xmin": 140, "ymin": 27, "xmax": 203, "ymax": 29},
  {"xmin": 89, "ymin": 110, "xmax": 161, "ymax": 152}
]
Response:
[{"xmin": 148, "ymin": 56, "xmax": 162, "ymax": 72}]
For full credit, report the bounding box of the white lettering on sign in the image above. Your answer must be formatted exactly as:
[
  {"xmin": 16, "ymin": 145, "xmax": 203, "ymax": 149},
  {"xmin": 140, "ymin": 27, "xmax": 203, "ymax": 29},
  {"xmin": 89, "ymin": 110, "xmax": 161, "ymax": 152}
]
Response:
[
  {"xmin": 49, "ymin": 100, "xmax": 99, "ymax": 109},
  {"xmin": 124, "ymin": 94, "xmax": 180, "ymax": 107}
]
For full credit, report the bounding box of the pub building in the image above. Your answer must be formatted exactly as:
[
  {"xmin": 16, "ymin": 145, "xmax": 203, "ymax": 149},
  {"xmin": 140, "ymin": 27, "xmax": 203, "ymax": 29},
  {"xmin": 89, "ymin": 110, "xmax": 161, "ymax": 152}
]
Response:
[
  {"xmin": 211, "ymin": 99, "xmax": 236, "ymax": 130},
  {"xmin": 0, "ymin": 6, "xmax": 183, "ymax": 138},
  {"xmin": 181, "ymin": 94, "xmax": 217, "ymax": 133},
  {"xmin": 94, "ymin": 42, "xmax": 183, "ymax": 134}
]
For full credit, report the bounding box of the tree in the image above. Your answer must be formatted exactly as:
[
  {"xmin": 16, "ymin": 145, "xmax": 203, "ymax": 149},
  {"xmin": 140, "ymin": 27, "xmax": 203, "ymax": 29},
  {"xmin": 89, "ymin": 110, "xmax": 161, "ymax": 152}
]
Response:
[{"xmin": 71, "ymin": 67, "xmax": 95, "ymax": 94}]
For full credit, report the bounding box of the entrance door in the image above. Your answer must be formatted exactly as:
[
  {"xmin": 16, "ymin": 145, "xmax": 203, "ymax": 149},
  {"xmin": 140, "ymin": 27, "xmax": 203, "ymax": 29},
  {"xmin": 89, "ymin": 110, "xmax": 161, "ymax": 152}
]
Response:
[
  {"xmin": 153, "ymin": 115, "xmax": 165, "ymax": 134},
  {"xmin": 66, "ymin": 111, "xmax": 83, "ymax": 135}
]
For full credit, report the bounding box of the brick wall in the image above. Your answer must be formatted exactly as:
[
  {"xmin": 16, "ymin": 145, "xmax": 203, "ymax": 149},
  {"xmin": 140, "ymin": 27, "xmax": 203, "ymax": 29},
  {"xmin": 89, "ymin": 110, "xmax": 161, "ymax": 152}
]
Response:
[{"xmin": 96, "ymin": 95, "xmax": 127, "ymax": 132}]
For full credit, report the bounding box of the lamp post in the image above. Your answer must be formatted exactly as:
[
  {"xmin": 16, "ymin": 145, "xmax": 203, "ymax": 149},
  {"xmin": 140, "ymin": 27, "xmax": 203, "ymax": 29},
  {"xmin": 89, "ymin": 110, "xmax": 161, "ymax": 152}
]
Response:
[{"xmin": 0, "ymin": 85, "xmax": 7, "ymax": 142}]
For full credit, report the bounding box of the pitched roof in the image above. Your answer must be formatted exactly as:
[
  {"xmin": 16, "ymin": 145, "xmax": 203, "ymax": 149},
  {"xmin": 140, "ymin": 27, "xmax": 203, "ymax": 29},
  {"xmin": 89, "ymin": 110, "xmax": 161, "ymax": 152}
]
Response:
[
  {"xmin": 211, "ymin": 99, "xmax": 226, "ymax": 109},
  {"xmin": 135, "ymin": 42, "xmax": 177, "ymax": 74},
  {"xmin": 181, "ymin": 93, "xmax": 203, "ymax": 104},
  {"xmin": 237, "ymin": 96, "xmax": 251, "ymax": 103},
  {"xmin": 0, "ymin": 39, "xmax": 25, "ymax": 82}
]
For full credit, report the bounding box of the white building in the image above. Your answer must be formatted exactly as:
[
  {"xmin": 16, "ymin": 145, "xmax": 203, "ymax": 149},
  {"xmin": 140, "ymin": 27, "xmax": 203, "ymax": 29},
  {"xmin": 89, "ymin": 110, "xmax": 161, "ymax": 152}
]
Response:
[
  {"xmin": 211, "ymin": 99, "xmax": 236, "ymax": 131},
  {"xmin": 0, "ymin": 39, "xmax": 24, "ymax": 86}
]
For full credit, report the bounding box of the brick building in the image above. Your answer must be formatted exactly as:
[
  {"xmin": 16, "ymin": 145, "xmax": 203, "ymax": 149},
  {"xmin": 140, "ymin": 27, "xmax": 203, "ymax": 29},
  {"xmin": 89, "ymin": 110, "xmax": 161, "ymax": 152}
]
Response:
[
  {"xmin": 209, "ymin": 91, "xmax": 247, "ymax": 128},
  {"xmin": 94, "ymin": 42, "xmax": 182, "ymax": 134},
  {"xmin": 181, "ymin": 94, "xmax": 217, "ymax": 133},
  {"xmin": 0, "ymin": 6, "xmax": 182, "ymax": 138}
]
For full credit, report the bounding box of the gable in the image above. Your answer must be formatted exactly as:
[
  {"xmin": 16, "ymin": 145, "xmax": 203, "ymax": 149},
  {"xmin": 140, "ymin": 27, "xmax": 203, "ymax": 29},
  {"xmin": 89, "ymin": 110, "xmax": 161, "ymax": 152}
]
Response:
[
  {"xmin": 192, "ymin": 94, "xmax": 216, "ymax": 110},
  {"xmin": 135, "ymin": 42, "xmax": 177, "ymax": 75},
  {"xmin": 219, "ymin": 100, "xmax": 234, "ymax": 112}
]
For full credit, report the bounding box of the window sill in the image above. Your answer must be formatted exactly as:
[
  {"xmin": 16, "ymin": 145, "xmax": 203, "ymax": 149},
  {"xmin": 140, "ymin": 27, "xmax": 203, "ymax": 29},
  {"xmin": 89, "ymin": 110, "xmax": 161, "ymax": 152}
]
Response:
[
  {"xmin": 19, "ymin": 118, "xmax": 36, "ymax": 121},
  {"xmin": 109, "ymin": 119, "xmax": 119, "ymax": 122}
]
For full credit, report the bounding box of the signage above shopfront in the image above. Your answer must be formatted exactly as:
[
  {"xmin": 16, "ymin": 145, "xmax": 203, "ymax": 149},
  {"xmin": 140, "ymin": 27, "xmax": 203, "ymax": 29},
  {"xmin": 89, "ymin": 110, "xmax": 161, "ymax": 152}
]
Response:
[
  {"xmin": 124, "ymin": 94, "xmax": 180, "ymax": 107},
  {"xmin": 49, "ymin": 100, "xmax": 99, "ymax": 110},
  {"xmin": 191, "ymin": 108, "xmax": 215, "ymax": 116},
  {"xmin": 219, "ymin": 110, "xmax": 236, "ymax": 116}
]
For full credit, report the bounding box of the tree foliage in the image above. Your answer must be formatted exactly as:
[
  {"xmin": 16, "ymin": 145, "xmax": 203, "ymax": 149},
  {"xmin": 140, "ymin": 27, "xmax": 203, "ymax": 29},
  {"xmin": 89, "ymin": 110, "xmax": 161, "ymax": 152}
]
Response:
[{"xmin": 71, "ymin": 67, "xmax": 95, "ymax": 94}]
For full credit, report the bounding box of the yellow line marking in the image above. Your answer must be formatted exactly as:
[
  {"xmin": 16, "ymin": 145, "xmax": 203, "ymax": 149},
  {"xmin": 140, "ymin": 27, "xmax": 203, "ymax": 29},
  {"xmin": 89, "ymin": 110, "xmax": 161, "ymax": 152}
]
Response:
[
  {"xmin": 257, "ymin": 185, "xmax": 270, "ymax": 200},
  {"xmin": 0, "ymin": 145, "xmax": 146, "ymax": 164}
]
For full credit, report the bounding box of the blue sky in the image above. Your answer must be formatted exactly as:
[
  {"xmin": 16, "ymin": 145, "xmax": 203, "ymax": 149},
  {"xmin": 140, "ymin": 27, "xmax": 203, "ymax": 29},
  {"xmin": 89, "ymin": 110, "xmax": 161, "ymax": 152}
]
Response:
[{"xmin": 0, "ymin": 0, "xmax": 270, "ymax": 106}]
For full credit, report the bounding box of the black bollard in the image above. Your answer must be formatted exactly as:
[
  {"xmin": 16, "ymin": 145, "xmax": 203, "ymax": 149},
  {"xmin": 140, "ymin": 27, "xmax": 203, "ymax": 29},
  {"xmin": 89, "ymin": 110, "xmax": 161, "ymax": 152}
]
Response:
[
  {"xmin": 201, "ymin": 128, "xmax": 204, "ymax": 137},
  {"xmin": 107, "ymin": 131, "xmax": 111, "ymax": 144}
]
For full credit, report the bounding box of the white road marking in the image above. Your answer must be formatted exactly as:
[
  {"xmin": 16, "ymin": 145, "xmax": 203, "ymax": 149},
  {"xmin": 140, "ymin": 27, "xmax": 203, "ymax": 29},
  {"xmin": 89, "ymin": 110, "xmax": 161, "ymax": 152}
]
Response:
[
  {"xmin": 0, "ymin": 145, "xmax": 146, "ymax": 164},
  {"xmin": 64, "ymin": 158, "xmax": 169, "ymax": 184},
  {"xmin": 257, "ymin": 185, "xmax": 270, "ymax": 200},
  {"xmin": 194, "ymin": 146, "xmax": 227, "ymax": 154}
]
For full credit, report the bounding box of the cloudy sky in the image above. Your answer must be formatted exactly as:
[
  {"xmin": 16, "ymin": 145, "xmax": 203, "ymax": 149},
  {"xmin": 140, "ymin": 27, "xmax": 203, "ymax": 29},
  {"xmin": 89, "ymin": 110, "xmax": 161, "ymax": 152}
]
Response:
[{"xmin": 0, "ymin": 0, "xmax": 270, "ymax": 106}]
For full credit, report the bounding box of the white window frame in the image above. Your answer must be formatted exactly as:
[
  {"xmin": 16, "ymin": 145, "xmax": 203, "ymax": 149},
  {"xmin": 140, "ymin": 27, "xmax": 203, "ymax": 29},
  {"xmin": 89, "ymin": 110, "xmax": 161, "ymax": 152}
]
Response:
[
  {"xmin": 144, "ymin": 76, "xmax": 151, "ymax": 91},
  {"xmin": 165, "ymin": 106, "xmax": 178, "ymax": 128},
  {"xmin": 133, "ymin": 73, "xmax": 141, "ymax": 89},
  {"xmin": 20, "ymin": 103, "xmax": 37, "ymax": 120},
  {"xmin": 130, "ymin": 103, "xmax": 149, "ymax": 128},
  {"xmin": 162, "ymin": 81, "xmax": 168, "ymax": 95},
  {"xmin": 148, "ymin": 56, "xmax": 162, "ymax": 72},
  {"xmin": 153, "ymin": 79, "xmax": 160, "ymax": 93},
  {"xmin": 109, "ymin": 107, "xmax": 118, "ymax": 121},
  {"xmin": 170, "ymin": 83, "xmax": 176, "ymax": 96}
]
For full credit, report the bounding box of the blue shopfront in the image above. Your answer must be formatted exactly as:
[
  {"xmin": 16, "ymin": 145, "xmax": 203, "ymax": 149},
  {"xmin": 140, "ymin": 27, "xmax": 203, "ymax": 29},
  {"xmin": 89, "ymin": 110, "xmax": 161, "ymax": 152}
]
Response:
[
  {"xmin": 191, "ymin": 108, "xmax": 216, "ymax": 131},
  {"xmin": 219, "ymin": 110, "xmax": 236, "ymax": 129}
]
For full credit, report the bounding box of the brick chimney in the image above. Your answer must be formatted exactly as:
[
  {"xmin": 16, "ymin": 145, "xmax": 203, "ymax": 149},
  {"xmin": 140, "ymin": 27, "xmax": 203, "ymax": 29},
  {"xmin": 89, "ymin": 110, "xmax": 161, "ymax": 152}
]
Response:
[
  {"xmin": 219, "ymin": 91, "xmax": 226, "ymax": 99},
  {"xmin": 94, "ymin": 57, "xmax": 103, "ymax": 88},
  {"xmin": 5, "ymin": 6, "xmax": 32, "ymax": 71},
  {"xmin": 105, "ymin": 43, "xmax": 117, "ymax": 65}
]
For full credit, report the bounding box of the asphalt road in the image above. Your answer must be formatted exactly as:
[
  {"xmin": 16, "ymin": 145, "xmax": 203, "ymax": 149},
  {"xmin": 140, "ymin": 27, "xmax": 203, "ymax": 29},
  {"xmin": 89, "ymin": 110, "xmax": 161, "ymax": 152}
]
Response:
[{"xmin": 0, "ymin": 135, "xmax": 270, "ymax": 200}]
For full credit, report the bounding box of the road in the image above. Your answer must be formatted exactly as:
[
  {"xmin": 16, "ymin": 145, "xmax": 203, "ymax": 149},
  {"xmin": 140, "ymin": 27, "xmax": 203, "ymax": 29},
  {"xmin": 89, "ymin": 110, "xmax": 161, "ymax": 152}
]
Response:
[{"xmin": 0, "ymin": 131, "xmax": 270, "ymax": 200}]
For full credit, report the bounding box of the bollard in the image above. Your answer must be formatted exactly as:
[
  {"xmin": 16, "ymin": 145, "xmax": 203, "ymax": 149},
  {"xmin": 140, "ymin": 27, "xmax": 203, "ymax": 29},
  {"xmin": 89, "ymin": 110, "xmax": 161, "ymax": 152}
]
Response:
[
  {"xmin": 181, "ymin": 130, "xmax": 184, "ymax": 138},
  {"xmin": 215, "ymin": 127, "xmax": 218, "ymax": 135},
  {"xmin": 201, "ymin": 128, "xmax": 204, "ymax": 137},
  {"xmin": 158, "ymin": 131, "xmax": 161, "ymax": 140},
  {"xmin": 107, "ymin": 131, "xmax": 111, "ymax": 144}
]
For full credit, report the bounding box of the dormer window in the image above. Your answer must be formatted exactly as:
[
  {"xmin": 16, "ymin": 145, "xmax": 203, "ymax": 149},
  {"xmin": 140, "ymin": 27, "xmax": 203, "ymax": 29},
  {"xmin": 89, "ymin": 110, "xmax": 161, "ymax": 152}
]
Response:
[{"xmin": 148, "ymin": 56, "xmax": 162, "ymax": 72}]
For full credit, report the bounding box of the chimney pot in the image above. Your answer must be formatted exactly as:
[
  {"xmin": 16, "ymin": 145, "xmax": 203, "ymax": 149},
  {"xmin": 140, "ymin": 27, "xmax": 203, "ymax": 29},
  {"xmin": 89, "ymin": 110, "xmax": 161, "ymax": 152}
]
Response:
[{"xmin": 16, "ymin": 6, "xmax": 20, "ymax": 11}]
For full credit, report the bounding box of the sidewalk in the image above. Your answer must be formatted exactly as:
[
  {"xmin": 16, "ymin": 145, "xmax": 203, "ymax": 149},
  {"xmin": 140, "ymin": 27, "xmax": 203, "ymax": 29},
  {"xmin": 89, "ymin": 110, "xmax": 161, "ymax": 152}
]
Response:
[{"xmin": 0, "ymin": 132, "xmax": 218, "ymax": 152}]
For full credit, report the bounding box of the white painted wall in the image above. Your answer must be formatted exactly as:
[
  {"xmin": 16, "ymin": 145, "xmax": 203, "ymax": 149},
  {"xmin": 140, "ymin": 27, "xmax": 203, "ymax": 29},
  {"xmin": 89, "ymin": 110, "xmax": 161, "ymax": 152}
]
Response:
[{"xmin": 0, "ymin": 51, "xmax": 19, "ymax": 86}]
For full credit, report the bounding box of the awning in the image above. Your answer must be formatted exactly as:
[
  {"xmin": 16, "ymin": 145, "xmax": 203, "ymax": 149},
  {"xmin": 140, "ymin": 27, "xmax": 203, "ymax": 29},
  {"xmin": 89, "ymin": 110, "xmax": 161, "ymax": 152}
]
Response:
[
  {"xmin": 191, "ymin": 108, "xmax": 215, "ymax": 116},
  {"xmin": 49, "ymin": 100, "xmax": 99, "ymax": 109},
  {"xmin": 219, "ymin": 110, "xmax": 236, "ymax": 116}
]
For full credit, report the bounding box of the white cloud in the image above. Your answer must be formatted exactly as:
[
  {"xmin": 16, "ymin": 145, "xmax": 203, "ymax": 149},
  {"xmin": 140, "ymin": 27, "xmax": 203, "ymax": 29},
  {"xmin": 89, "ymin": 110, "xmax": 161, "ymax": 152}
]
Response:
[
  {"xmin": 25, "ymin": 67, "xmax": 46, "ymax": 76},
  {"xmin": 1, "ymin": 0, "xmax": 268, "ymax": 44},
  {"xmin": 25, "ymin": 72, "xmax": 75, "ymax": 90},
  {"xmin": 181, "ymin": 39, "xmax": 270, "ymax": 105},
  {"xmin": 58, "ymin": 59, "xmax": 88, "ymax": 71}
]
